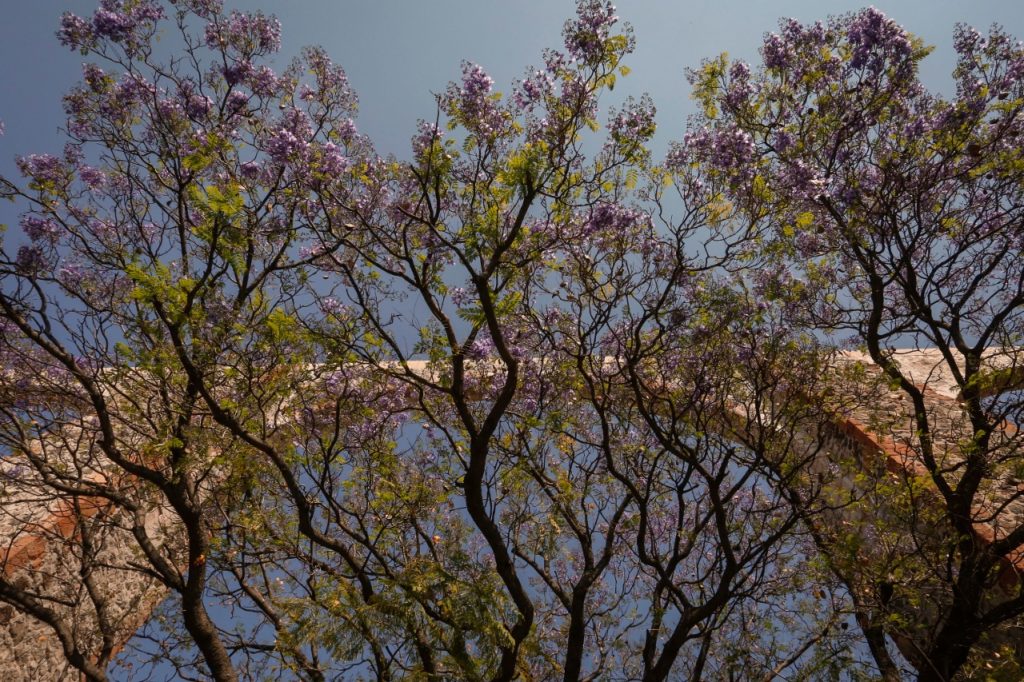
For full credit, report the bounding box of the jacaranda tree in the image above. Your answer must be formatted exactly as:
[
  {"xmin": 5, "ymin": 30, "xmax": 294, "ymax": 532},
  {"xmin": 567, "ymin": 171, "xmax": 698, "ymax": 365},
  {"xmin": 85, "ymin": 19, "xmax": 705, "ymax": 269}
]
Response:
[
  {"xmin": 682, "ymin": 9, "xmax": 1024, "ymax": 681},
  {"xmin": 0, "ymin": 1, "xmax": 1021, "ymax": 681}
]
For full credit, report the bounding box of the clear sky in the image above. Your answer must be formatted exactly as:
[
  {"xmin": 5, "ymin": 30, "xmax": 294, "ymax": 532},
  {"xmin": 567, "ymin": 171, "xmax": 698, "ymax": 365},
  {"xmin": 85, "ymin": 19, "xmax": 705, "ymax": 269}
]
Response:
[{"xmin": 1, "ymin": 1, "xmax": 1023, "ymax": 207}]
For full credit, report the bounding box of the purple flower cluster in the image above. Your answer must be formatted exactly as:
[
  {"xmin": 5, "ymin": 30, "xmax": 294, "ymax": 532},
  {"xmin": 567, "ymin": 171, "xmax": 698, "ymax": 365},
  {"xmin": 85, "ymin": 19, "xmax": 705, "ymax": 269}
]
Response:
[
  {"xmin": 303, "ymin": 47, "xmax": 355, "ymax": 107},
  {"xmin": 411, "ymin": 120, "xmax": 443, "ymax": 158},
  {"xmin": 267, "ymin": 129, "xmax": 303, "ymax": 164},
  {"xmin": 563, "ymin": 0, "xmax": 620, "ymax": 64},
  {"xmin": 336, "ymin": 118, "xmax": 358, "ymax": 143},
  {"xmin": 21, "ymin": 215, "xmax": 61, "ymax": 243},
  {"xmin": 93, "ymin": 7, "xmax": 134, "ymax": 41},
  {"xmin": 104, "ymin": 73, "xmax": 156, "ymax": 122},
  {"xmin": 449, "ymin": 287, "xmax": 469, "ymax": 307},
  {"xmin": 771, "ymin": 130, "xmax": 794, "ymax": 153},
  {"xmin": 205, "ymin": 10, "xmax": 281, "ymax": 55},
  {"xmin": 464, "ymin": 334, "xmax": 496, "ymax": 361},
  {"xmin": 777, "ymin": 159, "xmax": 828, "ymax": 200},
  {"xmin": 82, "ymin": 63, "xmax": 106, "ymax": 92},
  {"xmin": 514, "ymin": 68, "xmax": 556, "ymax": 109},
  {"xmin": 248, "ymin": 65, "xmax": 279, "ymax": 97},
  {"xmin": 239, "ymin": 160, "xmax": 262, "ymax": 180},
  {"xmin": 317, "ymin": 142, "xmax": 349, "ymax": 176},
  {"xmin": 178, "ymin": 81, "xmax": 213, "ymax": 119},
  {"xmin": 583, "ymin": 202, "xmax": 646, "ymax": 237},
  {"xmin": 17, "ymin": 154, "xmax": 66, "ymax": 186},
  {"xmin": 178, "ymin": 0, "xmax": 223, "ymax": 19},
  {"xmin": 681, "ymin": 125, "xmax": 756, "ymax": 180},
  {"xmin": 724, "ymin": 61, "xmax": 755, "ymax": 111},
  {"xmin": 79, "ymin": 166, "xmax": 106, "ymax": 189},
  {"xmin": 608, "ymin": 96, "xmax": 656, "ymax": 146},
  {"xmin": 15, "ymin": 245, "xmax": 48, "ymax": 274},
  {"xmin": 320, "ymin": 297, "xmax": 350, "ymax": 318},
  {"xmin": 760, "ymin": 21, "xmax": 843, "ymax": 93},
  {"xmin": 847, "ymin": 7, "xmax": 912, "ymax": 74},
  {"xmin": 762, "ymin": 33, "xmax": 792, "ymax": 72},
  {"xmin": 222, "ymin": 62, "xmax": 252, "ymax": 87},
  {"xmin": 447, "ymin": 61, "xmax": 505, "ymax": 138},
  {"xmin": 88, "ymin": 218, "xmax": 117, "ymax": 241},
  {"xmin": 265, "ymin": 109, "xmax": 313, "ymax": 164},
  {"xmin": 953, "ymin": 25, "xmax": 984, "ymax": 57},
  {"xmin": 58, "ymin": 1, "xmax": 164, "ymax": 52},
  {"xmin": 226, "ymin": 90, "xmax": 249, "ymax": 114},
  {"xmin": 63, "ymin": 143, "xmax": 84, "ymax": 166},
  {"xmin": 58, "ymin": 13, "xmax": 93, "ymax": 51}
]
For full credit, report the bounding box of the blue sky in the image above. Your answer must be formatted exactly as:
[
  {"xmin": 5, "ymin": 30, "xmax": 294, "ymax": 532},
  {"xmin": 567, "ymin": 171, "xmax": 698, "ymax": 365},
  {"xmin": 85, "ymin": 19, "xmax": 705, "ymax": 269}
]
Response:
[
  {"xmin": 0, "ymin": 2, "xmax": 1021, "ymax": 314},
  {"xmin": 1, "ymin": 1, "xmax": 1022, "ymax": 167}
]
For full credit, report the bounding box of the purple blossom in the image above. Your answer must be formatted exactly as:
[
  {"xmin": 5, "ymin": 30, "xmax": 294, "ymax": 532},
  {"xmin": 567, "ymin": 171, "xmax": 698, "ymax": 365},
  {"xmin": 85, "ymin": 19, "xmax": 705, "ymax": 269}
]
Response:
[
  {"xmin": 446, "ymin": 62, "xmax": 505, "ymax": 137},
  {"xmin": 563, "ymin": 0, "xmax": 622, "ymax": 64},
  {"xmin": 280, "ymin": 108, "xmax": 313, "ymax": 138},
  {"xmin": 335, "ymin": 118, "xmax": 357, "ymax": 142},
  {"xmin": 464, "ymin": 335, "xmax": 495, "ymax": 360},
  {"xmin": 514, "ymin": 68, "xmax": 555, "ymax": 109},
  {"xmin": 222, "ymin": 61, "xmax": 253, "ymax": 87},
  {"xmin": 952, "ymin": 25, "xmax": 983, "ymax": 58},
  {"xmin": 324, "ymin": 370, "xmax": 346, "ymax": 393},
  {"xmin": 247, "ymin": 65, "xmax": 279, "ymax": 96},
  {"xmin": 608, "ymin": 96, "xmax": 656, "ymax": 145},
  {"xmin": 847, "ymin": 7, "xmax": 912, "ymax": 75},
  {"xmin": 226, "ymin": 90, "xmax": 249, "ymax": 114},
  {"xmin": 58, "ymin": 13, "xmax": 94, "ymax": 50},
  {"xmin": 412, "ymin": 120, "xmax": 443, "ymax": 157},
  {"xmin": 664, "ymin": 142, "xmax": 690, "ymax": 171},
  {"xmin": 179, "ymin": 0, "xmax": 223, "ymax": 19},
  {"xmin": 239, "ymin": 160, "xmax": 262, "ymax": 180},
  {"xmin": 318, "ymin": 143, "xmax": 349, "ymax": 176},
  {"xmin": 88, "ymin": 218, "xmax": 117, "ymax": 240},
  {"xmin": 584, "ymin": 202, "xmax": 645, "ymax": 236},
  {"xmin": 17, "ymin": 154, "xmax": 66, "ymax": 185},
  {"xmin": 155, "ymin": 97, "xmax": 181, "ymax": 121},
  {"xmin": 264, "ymin": 110, "xmax": 312, "ymax": 164},
  {"xmin": 63, "ymin": 143, "xmax": 84, "ymax": 166},
  {"xmin": 177, "ymin": 81, "xmax": 213, "ymax": 119},
  {"xmin": 724, "ymin": 61, "xmax": 755, "ymax": 110},
  {"xmin": 778, "ymin": 159, "xmax": 828, "ymax": 199},
  {"xmin": 205, "ymin": 11, "xmax": 281, "ymax": 54},
  {"xmin": 460, "ymin": 62, "xmax": 493, "ymax": 103},
  {"xmin": 92, "ymin": 8, "xmax": 133, "ymax": 41},
  {"xmin": 15, "ymin": 245, "xmax": 47, "ymax": 274},
  {"xmin": 543, "ymin": 307, "xmax": 563, "ymax": 327},
  {"xmin": 79, "ymin": 165, "xmax": 106, "ymax": 189},
  {"xmin": 267, "ymin": 129, "xmax": 305, "ymax": 164},
  {"xmin": 762, "ymin": 32, "xmax": 791, "ymax": 71},
  {"xmin": 112, "ymin": 73, "xmax": 155, "ymax": 110},
  {"xmin": 58, "ymin": 260, "xmax": 90, "ymax": 289},
  {"xmin": 772, "ymin": 130, "xmax": 794, "ymax": 153},
  {"xmin": 82, "ymin": 63, "xmax": 106, "ymax": 91},
  {"xmin": 126, "ymin": 1, "xmax": 163, "ymax": 24},
  {"xmin": 320, "ymin": 297, "xmax": 350, "ymax": 318},
  {"xmin": 21, "ymin": 215, "xmax": 60, "ymax": 243},
  {"xmin": 88, "ymin": 1, "xmax": 163, "ymax": 45},
  {"xmin": 682, "ymin": 125, "xmax": 756, "ymax": 179}
]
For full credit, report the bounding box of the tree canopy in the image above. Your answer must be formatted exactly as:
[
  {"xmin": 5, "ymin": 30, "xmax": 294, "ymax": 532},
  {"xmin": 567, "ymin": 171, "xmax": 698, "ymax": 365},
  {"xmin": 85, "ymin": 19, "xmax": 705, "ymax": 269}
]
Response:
[{"xmin": 1, "ymin": 2, "xmax": 1024, "ymax": 680}]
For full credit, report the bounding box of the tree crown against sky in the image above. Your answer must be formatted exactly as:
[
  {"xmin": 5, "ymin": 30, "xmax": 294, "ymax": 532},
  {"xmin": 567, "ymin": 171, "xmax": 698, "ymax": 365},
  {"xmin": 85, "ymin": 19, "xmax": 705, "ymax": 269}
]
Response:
[{"xmin": 1, "ymin": 1, "xmax": 1024, "ymax": 681}]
